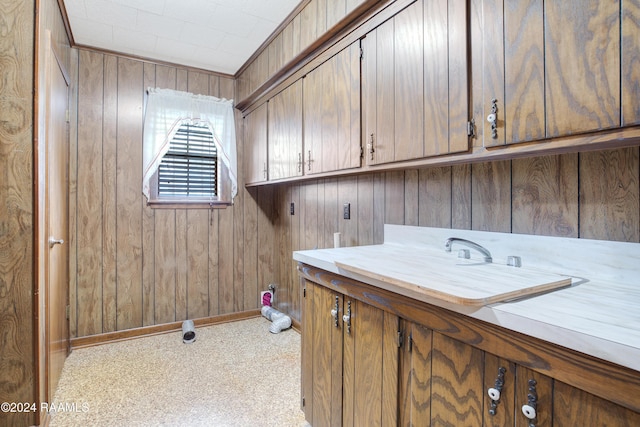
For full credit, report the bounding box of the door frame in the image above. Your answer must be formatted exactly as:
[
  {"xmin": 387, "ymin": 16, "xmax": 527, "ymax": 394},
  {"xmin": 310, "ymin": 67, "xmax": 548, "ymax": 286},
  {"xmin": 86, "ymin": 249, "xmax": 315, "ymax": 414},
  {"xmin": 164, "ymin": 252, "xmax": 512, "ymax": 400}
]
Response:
[{"xmin": 35, "ymin": 29, "xmax": 71, "ymax": 425}]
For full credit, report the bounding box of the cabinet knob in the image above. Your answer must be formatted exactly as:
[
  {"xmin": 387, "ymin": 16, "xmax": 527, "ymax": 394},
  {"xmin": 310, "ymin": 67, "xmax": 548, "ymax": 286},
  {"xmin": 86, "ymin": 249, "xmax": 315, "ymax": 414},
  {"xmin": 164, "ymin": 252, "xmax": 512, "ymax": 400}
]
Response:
[
  {"xmin": 521, "ymin": 404, "xmax": 536, "ymax": 420},
  {"xmin": 488, "ymin": 387, "xmax": 501, "ymax": 401}
]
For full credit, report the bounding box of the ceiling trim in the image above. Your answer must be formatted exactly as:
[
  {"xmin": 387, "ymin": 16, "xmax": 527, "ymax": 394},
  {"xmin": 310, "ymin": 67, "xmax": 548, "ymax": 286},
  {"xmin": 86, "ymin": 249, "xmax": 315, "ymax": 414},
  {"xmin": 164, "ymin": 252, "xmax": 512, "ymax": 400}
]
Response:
[
  {"xmin": 56, "ymin": 0, "xmax": 305, "ymax": 80},
  {"xmin": 73, "ymin": 43, "xmax": 235, "ymax": 79},
  {"xmin": 55, "ymin": 0, "xmax": 233, "ymax": 78}
]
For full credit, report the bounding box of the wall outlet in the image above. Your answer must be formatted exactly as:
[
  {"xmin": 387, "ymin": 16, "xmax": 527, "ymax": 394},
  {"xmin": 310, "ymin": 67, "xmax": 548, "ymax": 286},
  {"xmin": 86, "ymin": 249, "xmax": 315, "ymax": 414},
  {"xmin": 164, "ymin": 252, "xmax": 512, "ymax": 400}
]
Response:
[{"xmin": 343, "ymin": 203, "xmax": 350, "ymax": 220}]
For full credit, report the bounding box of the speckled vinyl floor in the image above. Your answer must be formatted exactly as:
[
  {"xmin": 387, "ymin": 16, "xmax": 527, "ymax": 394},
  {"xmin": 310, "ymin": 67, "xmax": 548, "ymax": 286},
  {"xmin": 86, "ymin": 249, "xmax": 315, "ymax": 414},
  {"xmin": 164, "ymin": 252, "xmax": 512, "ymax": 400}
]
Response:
[{"xmin": 49, "ymin": 317, "xmax": 309, "ymax": 427}]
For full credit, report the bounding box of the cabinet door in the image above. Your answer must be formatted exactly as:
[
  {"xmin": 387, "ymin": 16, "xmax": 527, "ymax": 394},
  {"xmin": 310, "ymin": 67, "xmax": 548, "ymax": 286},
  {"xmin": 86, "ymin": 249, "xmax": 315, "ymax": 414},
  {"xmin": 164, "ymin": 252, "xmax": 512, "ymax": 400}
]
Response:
[
  {"xmin": 399, "ymin": 321, "xmax": 433, "ymax": 427},
  {"xmin": 431, "ymin": 332, "xmax": 484, "ymax": 426},
  {"xmin": 243, "ymin": 102, "xmax": 268, "ymax": 184},
  {"xmin": 304, "ymin": 41, "xmax": 361, "ymax": 175},
  {"xmin": 514, "ymin": 366, "xmax": 552, "ymax": 427},
  {"xmin": 478, "ymin": 0, "xmax": 622, "ymax": 146},
  {"xmin": 553, "ymin": 380, "xmax": 640, "ymax": 426},
  {"xmin": 362, "ymin": 0, "xmax": 469, "ymax": 165},
  {"xmin": 483, "ymin": 354, "xmax": 516, "ymax": 426},
  {"xmin": 268, "ymin": 80, "xmax": 303, "ymax": 180},
  {"xmin": 342, "ymin": 298, "xmax": 399, "ymax": 427},
  {"xmin": 303, "ymin": 281, "xmax": 343, "ymax": 427}
]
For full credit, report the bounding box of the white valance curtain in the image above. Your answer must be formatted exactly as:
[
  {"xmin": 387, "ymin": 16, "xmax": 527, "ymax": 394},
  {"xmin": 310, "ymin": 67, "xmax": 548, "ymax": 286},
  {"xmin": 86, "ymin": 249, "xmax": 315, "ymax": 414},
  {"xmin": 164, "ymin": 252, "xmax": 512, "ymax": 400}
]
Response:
[{"xmin": 142, "ymin": 88, "xmax": 237, "ymax": 201}]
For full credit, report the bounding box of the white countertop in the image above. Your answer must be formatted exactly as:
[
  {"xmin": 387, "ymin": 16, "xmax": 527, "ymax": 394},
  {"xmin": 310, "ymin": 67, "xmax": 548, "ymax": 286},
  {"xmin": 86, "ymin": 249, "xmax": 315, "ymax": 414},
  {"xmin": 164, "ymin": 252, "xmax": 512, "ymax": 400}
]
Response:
[{"xmin": 293, "ymin": 225, "xmax": 640, "ymax": 372}]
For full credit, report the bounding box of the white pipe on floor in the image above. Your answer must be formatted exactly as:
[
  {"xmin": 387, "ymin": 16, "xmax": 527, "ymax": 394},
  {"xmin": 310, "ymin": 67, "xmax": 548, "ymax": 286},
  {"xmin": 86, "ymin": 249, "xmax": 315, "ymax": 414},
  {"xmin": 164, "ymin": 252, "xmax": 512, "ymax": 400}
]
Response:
[{"xmin": 261, "ymin": 306, "xmax": 292, "ymax": 334}]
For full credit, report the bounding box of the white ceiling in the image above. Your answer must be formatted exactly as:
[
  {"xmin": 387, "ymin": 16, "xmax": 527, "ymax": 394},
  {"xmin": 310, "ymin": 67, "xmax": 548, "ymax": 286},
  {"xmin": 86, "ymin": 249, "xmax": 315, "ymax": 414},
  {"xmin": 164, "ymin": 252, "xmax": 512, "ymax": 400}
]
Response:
[{"xmin": 62, "ymin": 0, "xmax": 301, "ymax": 75}]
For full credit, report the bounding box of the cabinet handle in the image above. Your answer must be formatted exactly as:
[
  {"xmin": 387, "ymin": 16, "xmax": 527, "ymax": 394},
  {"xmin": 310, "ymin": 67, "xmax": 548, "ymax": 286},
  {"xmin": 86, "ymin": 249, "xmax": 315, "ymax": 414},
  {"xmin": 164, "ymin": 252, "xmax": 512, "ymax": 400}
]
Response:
[
  {"xmin": 307, "ymin": 150, "xmax": 312, "ymax": 171},
  {"xmin": 521, "ymin": 379, "xmax": 538, "ymax": 426},
  {"xmin": 488, "ymin": 367, "xmax": 506, "ymax": 416},
  {"xmin": 263, "ymin": 162, "xmax": 267, "ymax": 180},
  {"xmin": 330, "ymin": 295, "xmax": 340, "ymax": 327},
  {"xmin": 342, "ymin": 301, "xmax": 351, "ymax": 334},
  {"xmin": 487, "ymin": 98, "xmax": 498, "ymax": 139},
  {"xmin": 298, "ymin": 152, "xmax": 302, "ymax": 172},
  {"xmin": 366, "ymin": 133, "xmax": 375, "ymax": 160}
]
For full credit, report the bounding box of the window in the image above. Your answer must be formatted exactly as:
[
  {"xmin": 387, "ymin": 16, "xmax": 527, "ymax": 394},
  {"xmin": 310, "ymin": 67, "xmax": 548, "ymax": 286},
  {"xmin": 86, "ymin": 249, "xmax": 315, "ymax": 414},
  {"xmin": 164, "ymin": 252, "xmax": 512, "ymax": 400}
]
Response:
[
  {"xmin": 142, "ymin": 88, "xmax": 237, "ymax": 208},
  {"xmin": 157, "ymin": 122, "xmax": 218, "ymax": 198}
]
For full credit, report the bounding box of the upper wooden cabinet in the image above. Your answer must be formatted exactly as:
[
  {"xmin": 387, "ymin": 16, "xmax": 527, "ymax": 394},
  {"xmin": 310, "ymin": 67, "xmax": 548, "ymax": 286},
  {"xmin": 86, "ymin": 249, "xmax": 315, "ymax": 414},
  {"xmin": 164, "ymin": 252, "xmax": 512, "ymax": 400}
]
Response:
[
  {"xmin": 243, "ymin": 102, "xmax": 268, "ymax": 185},
  {"xmin": 268, "ymin": 80, "xmax": 303, "ymax": 180},
  {"xmin": 303, "ymin": 41, "xmax": 361, "ymax": 175},
  {"xmin": 362, "ymin": 0, "xmax": 469, "ymax": 165},
  {"xmin": 475, "ymin": 0, "xmax": 640, "ymax": 147}
]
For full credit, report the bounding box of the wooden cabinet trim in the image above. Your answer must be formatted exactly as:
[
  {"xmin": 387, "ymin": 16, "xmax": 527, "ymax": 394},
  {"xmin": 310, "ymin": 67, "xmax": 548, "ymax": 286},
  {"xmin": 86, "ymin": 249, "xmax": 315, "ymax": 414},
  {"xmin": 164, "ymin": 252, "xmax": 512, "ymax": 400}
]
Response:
[{"xmin": 297, "ymin": 263, "xmax": 640, "ymax": 414}]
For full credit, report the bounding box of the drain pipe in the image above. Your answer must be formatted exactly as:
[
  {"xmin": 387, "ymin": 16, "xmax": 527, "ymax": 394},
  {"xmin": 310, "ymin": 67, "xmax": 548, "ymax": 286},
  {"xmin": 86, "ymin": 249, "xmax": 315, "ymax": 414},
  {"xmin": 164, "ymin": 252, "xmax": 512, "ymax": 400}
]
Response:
[{"xmin": 261, "ymin": 306, "xmax": 292, "ymax": 334}]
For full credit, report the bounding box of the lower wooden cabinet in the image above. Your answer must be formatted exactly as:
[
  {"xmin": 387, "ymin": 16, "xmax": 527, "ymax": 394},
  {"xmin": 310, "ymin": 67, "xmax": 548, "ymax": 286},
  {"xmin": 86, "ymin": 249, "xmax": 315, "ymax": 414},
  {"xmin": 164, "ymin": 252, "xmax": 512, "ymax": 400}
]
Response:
[
  {"xmin": 300, "ymin": 267, "xmax": 640, "ymax": 426},
  {"xmin": 302, "ymin": 280, "xmax": 399, "ymax": 427}
]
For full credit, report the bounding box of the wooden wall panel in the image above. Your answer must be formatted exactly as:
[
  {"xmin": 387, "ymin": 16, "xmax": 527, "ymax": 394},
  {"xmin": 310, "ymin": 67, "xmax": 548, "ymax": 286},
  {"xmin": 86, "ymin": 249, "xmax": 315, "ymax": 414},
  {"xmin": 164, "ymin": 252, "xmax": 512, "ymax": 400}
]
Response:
[
  {"xmin": 142, "ymin": 63, "xmax": 156, "ymax": 327},
  {"xmin": 0, "ymin": 1, "xmax": 36, "ymax": 423},
  {"xmin": 76, "ymin": 51, "xmax": 104, "ymax": 336},
  {"xmin": 404, "ymin": 170, "xmax": 419, "ymax": 226},
  {"xmin": 418, "ymin": 167, "xmax": 452, "ymax": 228},
  {"xmin": 71, "ymin": 55, "xmax": 255, "ymax": 337},
  {"xmin": 257, "ymin": 185, "xmax": 276, "ymax": 301},
  {"xmin": 471, "ymin": 160, "xmax": 511, "ymax": 232},
  {"xmin": 579, "ymin": 147, "xmax": 640, "ymax": 242},
  {"xmin": 115, "ymin": 58, "xmax": 144, "ymax": 330},
  {"xmin": 102, "ymin": 55, "xmax": 118, "ymax": 332},
  {"xmin": 512, "ymin": 154, "xmax": 578, "ymax": 237},
  {"xmin": 244, "ymin": 187, "xmax": 259, "ymax": 309},
  {"xmin": 385, "ymin": 171, "xmax": 405, "ymax": 225},
  {"xmin": 451, "ymin": 164, "xmax": 472, "ymax": 230},
  {"xmin": 357, "ymin": 174, "xmax": 375, "ymax": 245}
]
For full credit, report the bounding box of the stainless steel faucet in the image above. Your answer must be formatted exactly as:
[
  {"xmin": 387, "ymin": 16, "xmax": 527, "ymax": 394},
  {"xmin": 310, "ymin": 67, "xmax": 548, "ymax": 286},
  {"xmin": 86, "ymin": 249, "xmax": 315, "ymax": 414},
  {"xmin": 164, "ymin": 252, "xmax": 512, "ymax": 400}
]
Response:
[{"xmin": 445, "ymin": 238, "xmax": 493, "ymax": 263}]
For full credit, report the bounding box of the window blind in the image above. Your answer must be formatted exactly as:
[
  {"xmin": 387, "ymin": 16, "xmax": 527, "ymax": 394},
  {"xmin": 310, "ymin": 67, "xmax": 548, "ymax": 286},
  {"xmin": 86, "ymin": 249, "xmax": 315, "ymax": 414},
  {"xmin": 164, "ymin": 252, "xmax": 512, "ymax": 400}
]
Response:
[{"xmin": 158, "ymin": 122, "xmax": 218, "ymax": 197}]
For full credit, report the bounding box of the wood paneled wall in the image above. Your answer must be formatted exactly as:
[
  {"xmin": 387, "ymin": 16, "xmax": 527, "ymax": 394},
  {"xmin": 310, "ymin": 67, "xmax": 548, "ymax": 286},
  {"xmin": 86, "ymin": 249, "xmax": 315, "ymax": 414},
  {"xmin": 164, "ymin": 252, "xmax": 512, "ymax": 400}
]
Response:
[
  {"xmin": 69, "ymin": 52, "xmax": 277, "ymax": 338},
  {"xmin": 0, "ymin": 1, "xmax": 36, "ymax": 425},
  {"xmin": 0, "ymin": 0, "xmax": 70, "ymax": 424},
  {"xmin": 269, "ymin": 148, "xmax": 640, "ymax": 322}
]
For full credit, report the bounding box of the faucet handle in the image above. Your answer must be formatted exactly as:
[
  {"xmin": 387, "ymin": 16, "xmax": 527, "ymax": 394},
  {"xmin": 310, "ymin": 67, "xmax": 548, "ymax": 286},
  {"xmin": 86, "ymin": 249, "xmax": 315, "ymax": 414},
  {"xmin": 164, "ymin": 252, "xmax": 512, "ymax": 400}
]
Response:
[
  {"xmin": 507, "ymin": 256, "xmax": 522, "ymax": 267},
  {"xmin": 458, "ymin": 249, "xmax": 471, "ymax": 259}
]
